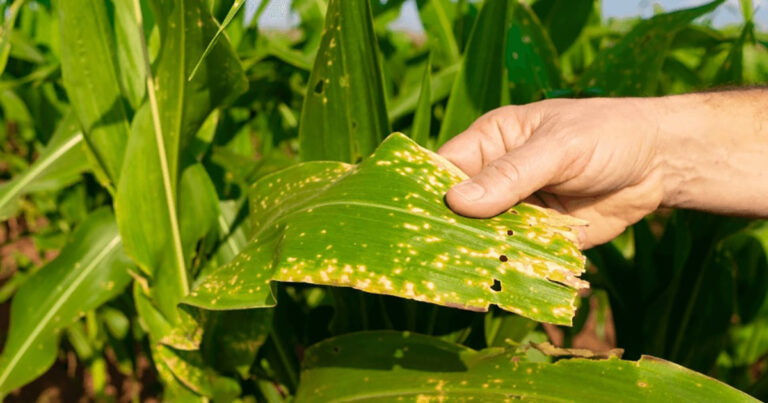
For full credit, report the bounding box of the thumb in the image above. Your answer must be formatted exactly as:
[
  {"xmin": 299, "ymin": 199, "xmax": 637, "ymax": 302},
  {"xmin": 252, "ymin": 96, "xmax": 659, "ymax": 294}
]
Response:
[{"xmin": 445, "ymin": 137, "xmax": 568, "ymax": 218}]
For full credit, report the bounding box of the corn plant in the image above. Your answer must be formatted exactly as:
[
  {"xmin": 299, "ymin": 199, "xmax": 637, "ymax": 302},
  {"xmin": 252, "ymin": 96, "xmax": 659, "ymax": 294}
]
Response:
[{"xmin": 0, "ymin": 0, "xmax": 766, "ymax": 401}]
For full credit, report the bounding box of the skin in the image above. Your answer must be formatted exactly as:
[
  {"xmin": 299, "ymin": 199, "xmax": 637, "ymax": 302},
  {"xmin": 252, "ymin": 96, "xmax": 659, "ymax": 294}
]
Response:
[{"xmin": 438, "ymin": 90, "xmax": 768, "ymax": 249}]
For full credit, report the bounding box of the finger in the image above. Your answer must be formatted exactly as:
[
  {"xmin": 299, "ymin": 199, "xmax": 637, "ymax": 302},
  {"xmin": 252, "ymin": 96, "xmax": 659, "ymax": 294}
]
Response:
[
  {"xmin": 445, "ymin": 136, "xmax": 571, "ymax": 218},
  {"xmin": 437, "ymin": 106, "xmax": 532, "ymax": 177}
]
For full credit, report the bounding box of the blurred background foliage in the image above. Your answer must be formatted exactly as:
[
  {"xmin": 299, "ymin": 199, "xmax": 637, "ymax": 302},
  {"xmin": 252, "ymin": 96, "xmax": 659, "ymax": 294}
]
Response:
[{"xmin": 2, "ymin": 0, "xmax": 768, "ymax": 400}]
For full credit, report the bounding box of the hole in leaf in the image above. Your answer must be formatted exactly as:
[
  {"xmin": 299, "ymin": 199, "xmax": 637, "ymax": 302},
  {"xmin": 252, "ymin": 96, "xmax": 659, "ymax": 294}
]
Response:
[
  {"xmin": 314, "ymin": 80, "xmax": 324, "ymax": 94},
  {"xmin": 491, "ymin": 279, "xmax": 502, "ymax": 292},
  {"xmin": 499, "ymin": 255, "xmax": 508, "ymax": 262}
]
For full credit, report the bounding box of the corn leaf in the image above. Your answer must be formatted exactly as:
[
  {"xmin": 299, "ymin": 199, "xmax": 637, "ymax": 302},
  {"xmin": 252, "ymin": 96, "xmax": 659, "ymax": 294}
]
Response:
[
  {"xmin": 437, "ymin": 0, "xmax": 508, "ymax": 146},
  {"xmin": 298, "ymin": 0, "xmax": 390, "ymax": 163},
  {"xmin": 578, "ymin": 0, "xmax": 723, "ymax": 96},
  {"xmin": 58, "ymin": 0, "xmax": 132, "ymax": 186},
  {"xmin": 388, "ymin": 62, "xmax": 458, "ymax": 124},
  {"xmin": 531, "ymin": 0, "xmax": 595, "ymax": 54},
  {"xmin": 416, "ymin": 0, "xmax": 460, "ymax": 67},
  {"xmin": 410, "ymin": 56, "xmax": 432, "ymax": 147},
  {"xmin": 0, "ymin": 111, "xmax": 87, "ymax": 220},
  {"xmin": 0, "ymin": 0, "xmax": 26, "ymax": 76},
  {"xmin": 0, "ymin": 209, "xmax": 132, "ymax": 396},
  {"xmin": 187, "ymin": 133, "xmax": 586, "ymax": 325},
  {"xmin": 115, "ymin": 0, "xmax": 247, "ymax": 321},
  {"xmin": 295, "ymin": 331, "xmax": 756, "ymax": 402},
  {"xmin": 507, "ymin": 1, "xmax": 561, "ymax": 104}
]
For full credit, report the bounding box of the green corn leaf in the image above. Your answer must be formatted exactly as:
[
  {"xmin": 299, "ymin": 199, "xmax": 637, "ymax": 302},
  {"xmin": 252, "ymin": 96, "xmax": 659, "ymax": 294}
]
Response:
[
  {"xmin": 437, "ymin": 0, "xmax": 508, "ymax": 146},
  {"xmin": 416, "ymin": 0, "xmax": 460, "ymax": 67},
  {"xmin": 187, "ymin": 133, "xmax": 586, "ymax": 325},
  {"xmin": 410, "ymin": 56, "xmax": 432, "ymax": 147},
  {"xmin": 0, "ymin": 209, "xmax": 132, "ymax": 396},
  {"xmin": 295, "ymin": 331, "xmax": 757, "ymax": 402},
  {"xmin": 58, "ymin": 0, "xmax": 132, "ymax": 187},
  {"xmin": 202, "ymin": 308, "xmax": 272, "ymax": 377},
  {"xmin": 298, "ymin": 0, "xmax": 390, "ymax": 163},
  {"xmin": 0, "ymin": 111, "xmax": 88, "ymax": 220},
  {"xmin": 532, "ymin": 0, "xmax": 595, "ymax": 54},
  {"xmin": 713, "ymin": 21, "xmax": 753, "ymax": 86},
  {"xmin": 507, "ymin": 1, "xmax": 562, "ymax": 104},
  {"xmin": 188, "ymin": 0, "xmax": 246, "ymax": 82},
  {"xmin": 389, "ymin": 62, "xmax": 459, "ymax": 124},
  {"xmin": 0, "ymin": 0, "xmax": 26, "ymax": 76},
  {"xmin": 115, "ymin": 0, "xmax": 247, "ymax": 322},
  {"xmin": 111, "ymin": 0, "xmax": 147, "ymax": 110},
  {"xmin": 578, "ymin": 0, "xmax": 724, "ymax": 96}
]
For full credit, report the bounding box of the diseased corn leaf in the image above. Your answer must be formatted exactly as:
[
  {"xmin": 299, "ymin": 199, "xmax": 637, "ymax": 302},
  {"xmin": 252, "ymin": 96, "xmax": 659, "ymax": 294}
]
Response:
[
  {"xmin": 134, "ymin": 284, "xmax": 208, "ymax": 351},
  {"xmin": 416, "ymin": 0, "xmax": 459, "ymax": 67},
  {"xmin": 186, "ymin": 133, "xmax": 586, "ymax": 325},
  {"xmin": 0, "ymin": 0, "xmax": 26, "ymax": 76},
  {"xmin": 295, "ymin": 331, "xmax": 756, "ymax": 402},
  {"xmin": 58, "ymin": 0, "xmax": 131, "ymax": 186},
  {"xmin": 0, "ymin": 209, "xmax": 132, "ymax": 396},
  {"xmin": 531, "ymin": 0, "xmax": 594, "ymax": 54},
  {"xmin": 0, "ymin": 111, "xmax": 87, "ymax": 220},
  {"xmin": 507, "ymin": 2, "xmax": 561, "ymax": 104},
  {"xmin": 388, "ymin": 62, "xmax": 458, "ymax": 124},
  {"xmin": 410, "ymin": 57, "xmax": 431, "ymax": 147},
  {"xmin": 578, "ymin": 0, "xmax": 723, "ymax": 96},
  {"xmin": 115, "ymin": 0, "xmax": 247, "ymax": 322},
  {"xmin": 298, "ymin": 0, "xmax": 390, "ymax": 163},
  {"xmin": 154, "ymin": 345, "xmax": 241, "ymax": 401},
  {"xmin": 437, "ymin": 0, "xmax": 508, "ymax": 146}
]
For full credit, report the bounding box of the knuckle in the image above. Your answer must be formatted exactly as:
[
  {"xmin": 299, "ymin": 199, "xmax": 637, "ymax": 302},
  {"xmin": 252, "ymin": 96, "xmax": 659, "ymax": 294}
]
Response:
[{"xmin": 487, "ymin": 157, "xmax": 522, "ymax": 187}]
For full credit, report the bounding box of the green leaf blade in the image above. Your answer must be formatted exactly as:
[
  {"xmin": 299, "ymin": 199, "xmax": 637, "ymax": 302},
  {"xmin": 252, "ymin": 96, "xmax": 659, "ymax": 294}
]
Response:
[
  {"xmin": 58, "ymin": 0, "xmax": 132, "ymax": 186},
  {"xmin": 437, "ymin": 0, "xmax": 508, "ymax": 146},
  {"xmin": 0, "ymin": 209, "xmax": 132, "ymax": 395}
]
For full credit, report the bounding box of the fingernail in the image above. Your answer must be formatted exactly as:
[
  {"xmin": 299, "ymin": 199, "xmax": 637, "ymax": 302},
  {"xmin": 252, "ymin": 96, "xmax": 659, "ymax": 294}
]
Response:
[{"xmin": 452, "ymin": 180, "xmax": 485, "ymax": 201}]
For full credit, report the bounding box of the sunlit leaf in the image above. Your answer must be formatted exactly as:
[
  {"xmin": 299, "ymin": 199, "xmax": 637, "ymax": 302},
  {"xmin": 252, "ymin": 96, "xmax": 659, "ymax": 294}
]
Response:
[
  {"xmin": 58, "ymin": 0, "xmax": 132, "ymax": 186},
  {"xmin": 187, "ymin": 133, "xmax": 586, "ymax": 325},
  {"xmin": 0, "ymin": 111, "xmax": 87, "ymax": 220},
  {"xmin": 0, "ymin": 209, "xmax": 132, "ymax": 396},
  {"xmin": 296, "ymin": 331, "xmax": 756, "ymax": 402},
  {"xmin": 298, "ymin": 0, "xmax": 390, "ymax": 163},
  {"xmin": 578, "ymin": 0, "xmax": 724, "ymax": 96},
  {"xmin": 437, "ymin": 0, "xmax": 508, "ymax": 145}
]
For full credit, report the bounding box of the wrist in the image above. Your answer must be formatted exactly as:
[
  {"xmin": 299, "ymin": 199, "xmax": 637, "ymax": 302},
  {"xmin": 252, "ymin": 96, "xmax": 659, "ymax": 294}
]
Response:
[{"xmin": 654, "ymin": 90, "xmax": 768, "ymax": 215}]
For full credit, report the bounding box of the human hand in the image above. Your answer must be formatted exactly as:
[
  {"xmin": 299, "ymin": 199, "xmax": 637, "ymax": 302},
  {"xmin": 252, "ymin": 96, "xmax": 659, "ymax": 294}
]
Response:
[{"xmin": 438, "ymin": 98, "xmax": 668, "ymax": 249}]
